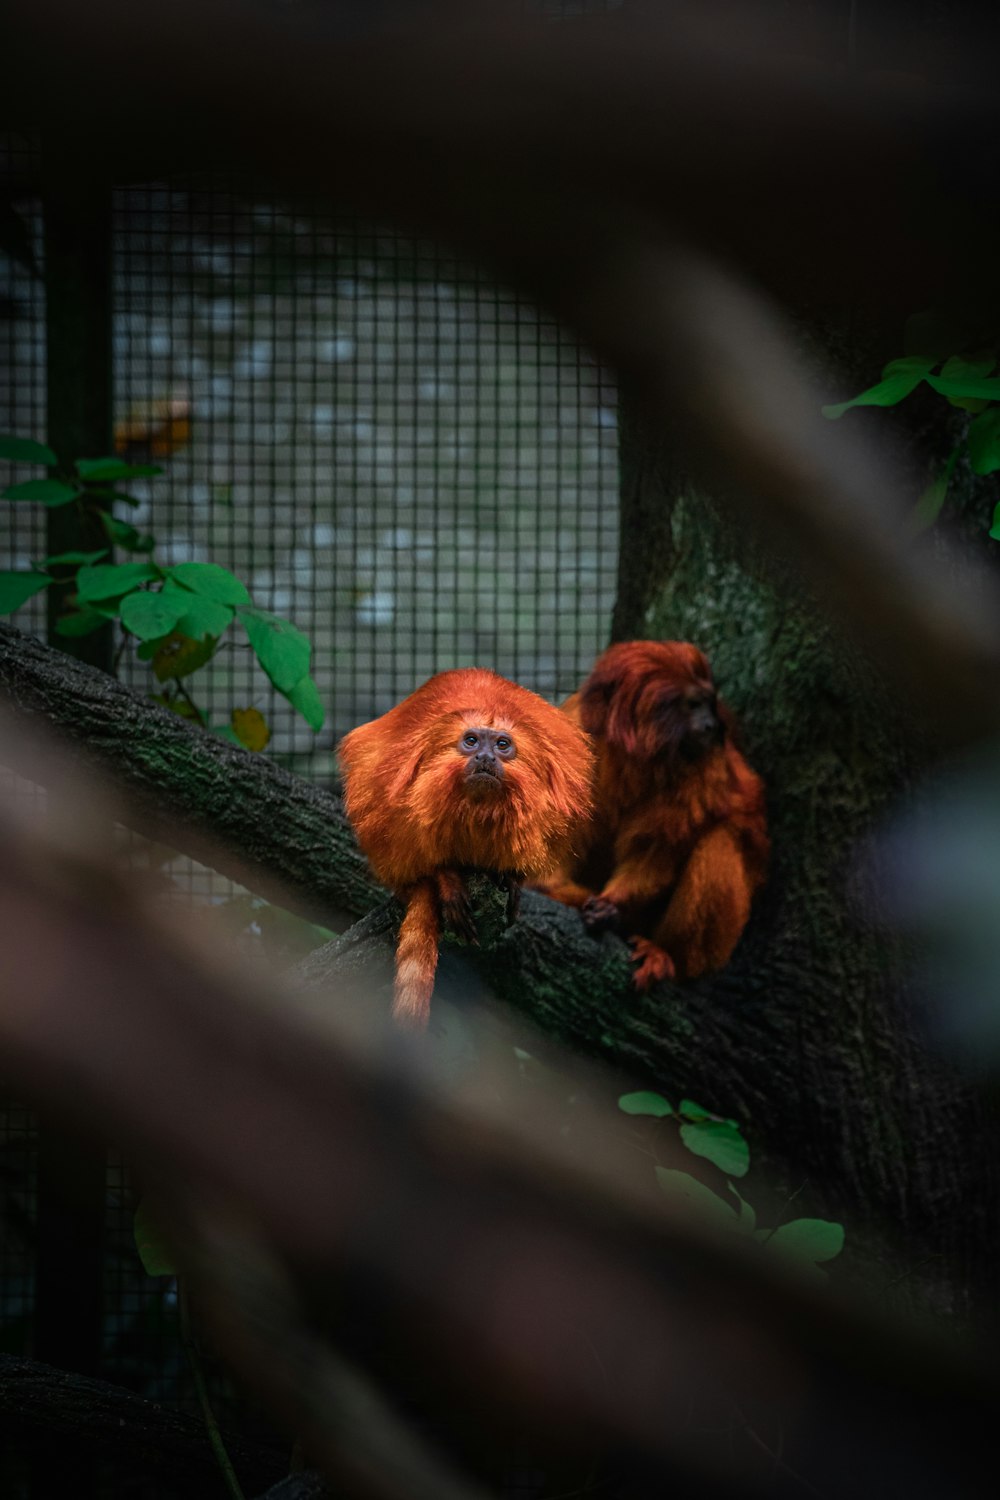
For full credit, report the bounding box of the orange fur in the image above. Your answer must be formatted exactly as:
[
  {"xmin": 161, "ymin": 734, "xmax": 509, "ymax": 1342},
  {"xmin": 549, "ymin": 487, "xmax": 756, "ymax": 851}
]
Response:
[
  {"xmin": 537, "ymin": 641, "xmax": 768, "ymax": 988},
  {"xmin": 340, "ymin": 668, "xmax": 593, "ymax": 1027}
]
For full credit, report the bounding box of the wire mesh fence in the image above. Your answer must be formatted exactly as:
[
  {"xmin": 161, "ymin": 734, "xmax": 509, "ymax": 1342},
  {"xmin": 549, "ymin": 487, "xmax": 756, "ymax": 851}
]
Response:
[
  {"xmin": 107, "ymin": 179, "xmax": 618, "ymax": 774},
  {"xmin": 0, "ymin": 128, "xmax": 620, "ymax": 1490}
]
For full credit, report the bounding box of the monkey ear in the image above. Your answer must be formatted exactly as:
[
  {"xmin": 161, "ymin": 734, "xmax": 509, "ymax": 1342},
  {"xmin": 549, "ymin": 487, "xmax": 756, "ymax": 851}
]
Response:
[
  {"xmin": 578, "ymin": 666, "xmax": 643, "ymax": 754},
  {"xmin": 578, "ymin": 672, "xmax": 614, "ymax": 736}
]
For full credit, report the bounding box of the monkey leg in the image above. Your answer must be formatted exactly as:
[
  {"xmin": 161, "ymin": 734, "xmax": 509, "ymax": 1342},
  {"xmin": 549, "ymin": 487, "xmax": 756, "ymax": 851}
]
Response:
[
  {"xmin": 532, "ymin": 875, "xmax": 596, "ymax": 909},
  {"xmin": 432, "ymin": 867, "xmax": 478, "ymax": 945},
  {"xmin": 651, "ymin": 826, "xmax": 754, "ymax": 979},
  {"xmin": 597, "ymin": 860, "xmax": 671, "ymax": 940}
]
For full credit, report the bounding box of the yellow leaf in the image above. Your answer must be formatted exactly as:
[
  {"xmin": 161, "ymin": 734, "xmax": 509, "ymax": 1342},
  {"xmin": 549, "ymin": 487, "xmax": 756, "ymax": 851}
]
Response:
[
  {"xmin": 231, "ymin": 706, "xmax": 270, "ymax": 752},
  {"xmin": 152, "ymin": 630, "xmax": 216, "ymax": 682}
]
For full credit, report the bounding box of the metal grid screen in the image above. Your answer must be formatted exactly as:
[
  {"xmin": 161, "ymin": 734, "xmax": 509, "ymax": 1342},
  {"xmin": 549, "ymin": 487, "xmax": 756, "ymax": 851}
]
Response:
[
  {"xmin": 112, "ymin": 183, "xmax": 619, "ymax": 775},
  {"xmin": 0, "ymin": 132, "xmax": 620, "ymax": 1487}
]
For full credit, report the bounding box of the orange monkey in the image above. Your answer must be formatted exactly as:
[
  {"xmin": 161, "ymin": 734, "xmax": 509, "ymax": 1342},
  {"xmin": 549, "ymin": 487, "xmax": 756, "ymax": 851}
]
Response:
[
  {"xmin": 537, "ymin": 641, "xmax": 768, "ymax": 989},
  {"xmin": 340, "ymin": 668, "xmax": 593, "ymax": 1026}
]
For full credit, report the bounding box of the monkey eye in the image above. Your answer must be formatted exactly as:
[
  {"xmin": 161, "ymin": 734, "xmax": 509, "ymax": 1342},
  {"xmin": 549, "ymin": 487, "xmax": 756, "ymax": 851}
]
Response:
[
  {"xmin": 496, "ymin": 736, "xmax": 512, "ymax": 753},
  {"xmin": 462, "ymin": 732, "xmax": 479, "ymax": 749}
]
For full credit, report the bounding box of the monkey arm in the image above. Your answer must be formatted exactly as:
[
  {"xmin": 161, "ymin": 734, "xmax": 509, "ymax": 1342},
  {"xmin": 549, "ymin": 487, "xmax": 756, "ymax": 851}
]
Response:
[
  {"xmin": 596, "ymin": 850, "xmax": 676, "ymax": 929},
  {"xmin": 651, "ymin": 824, "xmax": 755, "ymax": 980},
  {"xmin": 533, "ymin": 875, "xmax": 596, "ymax": 908}
]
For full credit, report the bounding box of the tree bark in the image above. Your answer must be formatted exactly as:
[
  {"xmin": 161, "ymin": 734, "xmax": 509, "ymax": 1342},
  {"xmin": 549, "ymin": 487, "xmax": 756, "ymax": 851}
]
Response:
[
  {"xmin": 0, "ymin": 1354, "xmax": 288, "ymax": 1495},
  {"xmin": 0, "ymin": 622, "xmax": 379, "ymax": 925},
  {"xmin": 606, "ymin": 393, "xmax": 1000, "ymax": 1320}
]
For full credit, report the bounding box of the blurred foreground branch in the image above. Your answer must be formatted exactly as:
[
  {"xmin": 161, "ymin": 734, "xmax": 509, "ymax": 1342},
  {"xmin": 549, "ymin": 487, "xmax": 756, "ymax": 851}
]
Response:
[{"xmin": 0, "ymin": 717, "xmax": 997, "ymax": 1497}]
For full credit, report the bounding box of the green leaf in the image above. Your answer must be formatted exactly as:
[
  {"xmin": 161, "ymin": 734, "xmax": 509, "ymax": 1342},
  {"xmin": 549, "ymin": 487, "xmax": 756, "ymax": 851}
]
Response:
[
  {"xmin": 925, "ymin": 374, "xmax": 1000, "ymax": 402},
  {"xmin": 618, "ymin": 1090, "xmax": 674, "ymax": 1118},
  {"xmin": 767, "ymin": 1218, "xmax": 845, "ymax": 1264},
  {"xmin": 133, "ymin": 1199, "xmax": 179, "ymax": 1277},
  {"xmin": 907, "ymin": 448, "xmax": 961, "ymax": 535},
  {"xmin": 210, "ymin": 893, "xmax": 261, "ymax": 938},
  {"xmin": 40, "ymin": 549, "xmax": 109, "ymax": 568},
  {"xmin": 210, "ymin": 722, "xmax": 245, "ymax": 747},
  {"xmin": 822, "ymin": 356, "xmax": 937, "ymax": 419},
  {"xmin": 174, "ymin": 594, "xmax": 234, "ymax": 640},
  {"xmin": 0, "ymin": 436, "xmax": 58, "ymax": 465},
  {"xmin": 990, "ymin": 501, "xmax": 1000, "ymax": 542},
  {"xmin": 239, "ymin": 606, "xmax": 311, "ymax": 692},
  {"xmin": 151, "ymin": 692, "xmax": 205, "ymax": 725},
  {"xmin": 0, "ymin": 571, "xmax": 51, "ymax": 614},
  {"xmin": 100, "ymin": 514, "xmax": 157, "ymax": 553},
  {"xmin": 938, "ymin": 354, "xmax": 997, "ymax": 412},
  {"xmin": 168, "ymin": 562, "xmax": 251, "ymax": 605},
  {"xmin": 76, "ymin": 457, "xmax": 163, "ymax": 482},
  {"xmin": 939, "ymin": 353, "xmax": 995, "ymax": 381},
  {"xmin": 2, "ymin": 478, "xmax": 81, "ymax": 506},
  {"xmin": 55, "ymin": 606, "xmax": 111, "ymax": 637},
  {"xmin": 287, "ymin": 673, "xmax": 325, "ymax": 731},
  {"xmin": 86, "ymin": 487, "xmax": 142, "ymax": 508},
  {"xmin": 120, "ymin": 589, "xmax": 188, "ymax": 640},
  {"xmin": 654, "ymin": 1168, "xmax": 739, "ymax": 1224},
  {"xmin": 254, "ymin": 902, "xmax": 335, "ymax": 959},
  {"xmin": 968, "ymin": 407, "xmax": 1000, "ymax": 476},
  {"xmin": 678, "ymin": 1098, "xmax": 711, "ymax": 1121},
  {"xmin": 679, "ymin": 1119, "xmax": 750, "ymax": 1179},
  {"xmin": 76, "ymin": 562, "xmax": 159, "ymax": 601}
]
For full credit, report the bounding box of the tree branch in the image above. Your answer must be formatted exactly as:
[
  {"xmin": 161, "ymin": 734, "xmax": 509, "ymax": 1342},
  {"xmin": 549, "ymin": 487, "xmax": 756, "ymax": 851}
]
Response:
[
  {"xmin": 0, "ymin": 622, "xmax": 379, "ymax": 925},
  {"xmin": 0, "ymin": 1354, "xmax": 287, "ymax": 1494}
]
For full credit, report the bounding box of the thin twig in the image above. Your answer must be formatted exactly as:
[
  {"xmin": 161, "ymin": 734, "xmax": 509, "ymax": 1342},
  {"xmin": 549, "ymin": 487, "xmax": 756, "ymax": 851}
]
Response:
[
  {"xmin": 728, "ymin": 1396, "xmax": 820, "ymax": 1497},
  {"xmin": 178, "ymin": 1277, "xmax": 247, "ymax": 1500}
]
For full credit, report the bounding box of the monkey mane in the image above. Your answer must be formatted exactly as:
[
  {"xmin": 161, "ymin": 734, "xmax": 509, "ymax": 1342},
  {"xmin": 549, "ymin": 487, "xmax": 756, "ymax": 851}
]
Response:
[
  {"xmin": 340, "ymin": 667, "xmax": 593, "ymax": 888},
  {"xmin": 578, "ymin": 640, "xmax": 715, "ymax": 762}
]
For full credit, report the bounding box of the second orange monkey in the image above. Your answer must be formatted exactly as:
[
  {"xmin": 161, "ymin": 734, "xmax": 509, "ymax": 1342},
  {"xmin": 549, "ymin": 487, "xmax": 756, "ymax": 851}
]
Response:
[{"xmin": 537, "ymin": 641, "xmax": 768, "ymax": 990}]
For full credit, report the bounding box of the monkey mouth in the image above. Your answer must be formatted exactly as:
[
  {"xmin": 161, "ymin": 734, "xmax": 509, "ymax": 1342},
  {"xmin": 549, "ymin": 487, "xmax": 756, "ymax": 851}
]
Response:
[{"xmin": 468, "ymin": 764, "xmax": 502, "ymax": 786}]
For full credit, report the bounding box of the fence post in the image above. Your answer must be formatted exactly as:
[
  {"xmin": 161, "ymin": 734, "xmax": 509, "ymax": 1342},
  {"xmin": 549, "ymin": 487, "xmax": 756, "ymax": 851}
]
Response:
[{"xmin": 31, "ymin": 138, "xmax": 115, "ymax": 1500}]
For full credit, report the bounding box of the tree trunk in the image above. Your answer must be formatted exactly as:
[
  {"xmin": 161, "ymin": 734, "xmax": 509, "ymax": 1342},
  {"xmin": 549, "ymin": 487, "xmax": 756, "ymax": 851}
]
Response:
[{"xmin": 602, "ymin": 390, "xmax": 1000, "ymax": 1320}]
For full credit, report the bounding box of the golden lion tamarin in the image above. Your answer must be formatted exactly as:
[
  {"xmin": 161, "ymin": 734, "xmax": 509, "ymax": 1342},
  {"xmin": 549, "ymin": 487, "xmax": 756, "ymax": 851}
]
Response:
[
  {"xmin": 536, "ymin": 641, "xmax": 768, "ymax": 989},
  {"xmin": 339, "ymin": 668, "xmax": 593, "ymax": 1027}
]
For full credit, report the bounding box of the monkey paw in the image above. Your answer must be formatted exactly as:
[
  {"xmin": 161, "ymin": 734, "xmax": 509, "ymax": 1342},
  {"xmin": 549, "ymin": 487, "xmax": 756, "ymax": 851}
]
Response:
[
  {"xmin": 581, "ymin": 894, "xmax": 620, "ymax": 933},
  {"xmin": 629, "ymin": 937, "xmax": 676, "ymax": 991},
  {"xmin": 434, "ymin": 870, "xmax": 479, "ymax": 945}
]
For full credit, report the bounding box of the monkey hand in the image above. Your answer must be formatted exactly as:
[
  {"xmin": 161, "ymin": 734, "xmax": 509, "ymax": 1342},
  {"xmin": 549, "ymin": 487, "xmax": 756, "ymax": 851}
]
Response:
[
  {"xmin": 581, "ymin": 894, "xmax": 620, "ymax": 933},
  {"xmin": 629, "ymin": 936, "xmax": 676, "ymax": 991}
]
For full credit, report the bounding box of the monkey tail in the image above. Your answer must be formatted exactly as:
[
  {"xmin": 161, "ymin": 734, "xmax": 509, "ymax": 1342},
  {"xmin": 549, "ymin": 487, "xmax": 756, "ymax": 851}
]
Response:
[{"xmin": 393, "ymin": 880, "xmax": 441, "ymax": 1028}]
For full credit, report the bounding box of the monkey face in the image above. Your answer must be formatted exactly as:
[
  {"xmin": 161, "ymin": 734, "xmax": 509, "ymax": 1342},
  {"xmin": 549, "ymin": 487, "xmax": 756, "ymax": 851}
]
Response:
[
  {"xmin": 579, "ymin": 641, "xmax": 727, "ymax": 764},
  {"xmin": 674, "ymin": 684, "xmax": 724, "ymax": 759},
  {"xmin": 457, "ymin": 725, "xmax": 516, "ymax": 792}
]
